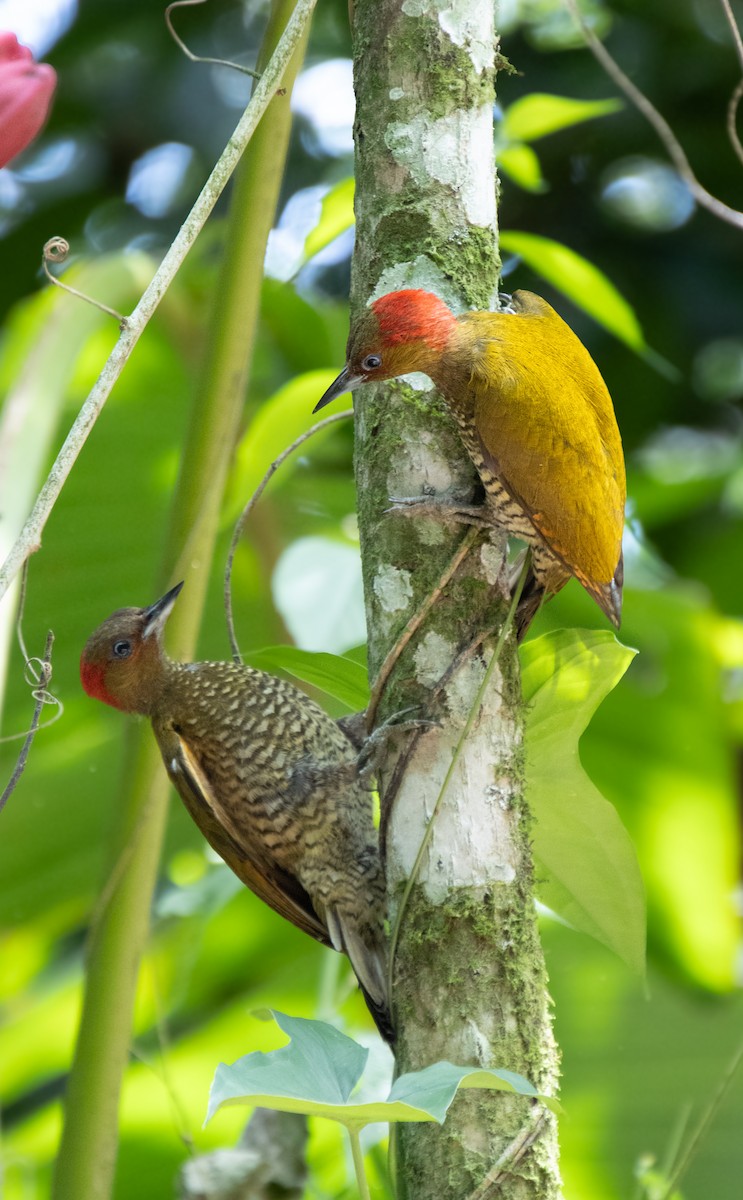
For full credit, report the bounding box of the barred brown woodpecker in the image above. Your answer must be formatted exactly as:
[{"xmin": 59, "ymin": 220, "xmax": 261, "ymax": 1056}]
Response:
[
  {"xmin": 315, "ymin": 289, "xmax": 625, "ymax": 633},
  {"xmin": 80, "ymin": 583, "xmax": 391, "ymax": 1040}
]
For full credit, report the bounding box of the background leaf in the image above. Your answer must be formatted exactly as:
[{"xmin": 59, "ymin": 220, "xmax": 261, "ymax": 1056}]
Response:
[
  {"xmin": 502, "ymin": 94, "xmax": 622, "ymax": 141},
  {"xmin": 245, "ymin": 646, "xmax": 369, "ymax": 710},
  {"xmin": 303, "ymin": 178, "xmax": 356, "ymax": 263},
  {"xmin": 496, "ymin": 143, "xmax": 547, "ymax": 193},
  {"xmin": 228, "ymin": 369, "xmax": 348, "ymax": 518},
  {"xmin": 499, "ymin": 230, "xmax": 645, "ymax": 349},
  {"xmin": 271, "ymin": 536, "xmax": 366, "ymax": 653}
]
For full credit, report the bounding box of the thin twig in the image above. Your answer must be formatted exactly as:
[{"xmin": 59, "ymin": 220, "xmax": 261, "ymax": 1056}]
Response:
[
  {"xmin": 720, "ymin": 0, "xmax": 743, "ymax": 71},
  {"xmin": 42, "ymin": 238, "xmax": 127, "ymax": 323},
  {"xmin": 15, "ymin": 559, "xmax": 31, "ymax": 663},
  {"xmin": 563, "ymin": 0, "xmax": 743, "ymax": 229},
  {"xmin": 467, "ymin": 1107, "xmax": 549, "ymax": 1200},
  {"xmin": 386, "ymin": 555, "xmax": 530, "ymax": 1000},
  {"xmin": 727, "ymin": 78, "xmax": 743, "ymax": 167},
  {"xmin": 224, "ymin": 409, "xmax": 353, "ymax": 662},
  {"xmin": 0, "ymin": 0, "xmax": 319, "ymax": 606},
  {"xmin": 717, "ymin": 0, "xmax": 743, "ymax": 167},
  {"xmin": 165, "ymin": 0, "xmax": 261, "ymax": 79},
  {"xmin": 365, "ymin": 527, "xmax": 480, "ymax": 732},
  {"xmin": 0, "ymin": 630, "xmax": 55, "ymax": 814}
]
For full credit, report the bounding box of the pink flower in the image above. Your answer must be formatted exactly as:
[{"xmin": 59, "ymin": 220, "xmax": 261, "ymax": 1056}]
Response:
[{"xmin": 0, "ymin": 32, "xmax": 56, "ymax": 169}]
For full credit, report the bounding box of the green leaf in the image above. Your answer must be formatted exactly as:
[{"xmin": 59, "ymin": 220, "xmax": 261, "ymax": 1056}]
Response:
[
  {"xmin": 499, "ymin": 230, "xmax": 645, "ymax": 349},
  {"xmin": 520, "ymin": 629, "xmax": 646, "ymax": 974},
  {"xmin": 579, "ymin": 590, "xmax": 742, "ymax": 992},
  {"xmin": 207, "ymin": 1011, "xmax": 368, "ymax": 1123},
  {"xmin": 207, "ymin": 1012, "xmax": 558, "ymax": 1128},
  {"xmin": 245, "ymin": 646, "xmax": 370, "ymax": 710},
  {"xmin": 502, "ymin": 94, "xmax": 622, "ymax": 142},
  {"xmin": 304, "ymin": 178, "xmax": 355, "ymax": 263},
  {"xmin": 388, "ymin": 1060, "xmax": 558, "ymax": 1121},
  {"xmin": 497, "ymin": 143, "xmax": 547, "ymax": 193},
  {"xmin": 227, "ymin": 370, "xmax": 350, "ymax": 518}
]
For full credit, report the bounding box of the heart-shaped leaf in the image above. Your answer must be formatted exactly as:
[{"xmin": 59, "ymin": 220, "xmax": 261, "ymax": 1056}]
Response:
[{"xmin": 207, "ymin": 1012, "xmax": 558, "ymax": 1129}]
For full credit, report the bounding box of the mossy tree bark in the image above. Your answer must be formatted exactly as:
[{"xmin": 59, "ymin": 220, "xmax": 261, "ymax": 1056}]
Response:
[{"xmin": 350, "ymin": 2, "xmax": 562, "ymax": 1197}]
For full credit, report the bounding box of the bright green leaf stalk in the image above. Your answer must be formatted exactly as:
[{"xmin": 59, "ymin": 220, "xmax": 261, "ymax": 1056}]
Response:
[{"xmin": 51, "ymin": 5, "xmax": 312, "ymax": 1198}]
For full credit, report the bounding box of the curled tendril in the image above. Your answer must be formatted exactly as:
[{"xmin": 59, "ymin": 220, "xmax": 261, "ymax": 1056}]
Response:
[
  {"xmin": 0, "ymin": 629, "xmax": 63, "ymax": 816},
  {"xmin": 224, "ymin": 410, "xmax": 354, "ymax": 663},
  {"xmin": 23, "ymin": 654, "xmax": 54, "ymax": 704},
  {"xmin": 43, "ymin": 235, "xmax": 70, "ymax": 263},
  {"xmin": 165, "ymin": 0, "xmax": 261, "ymax": 80},
  {"xmin": 42, "ymin": 236, "xmax": 127, "ymax": 324}
]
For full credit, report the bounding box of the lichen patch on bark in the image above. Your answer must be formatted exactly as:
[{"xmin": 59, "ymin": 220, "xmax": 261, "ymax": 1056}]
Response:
[
  {"xmin": 373, "ymin": 255, "xmax": 460, "ymax": 307},
  {"xmin": 386, "ymin": 106, "xmax": 496, "ymax": 227},
  {"xmin": 387, "ymin": 428, "xmax": 457, "ymax": 501},
  {"xmin": 401, "ymin": 0, "xmax": 495, "ymax": 75},
  {"xmin": 413, "ymin": 629, "xmax": 457, "ymax": 686},
  {"xmin": 387, "ymin": 715, "xmax": 521, "ymax": 904},
  {"xmin": 373, "ymin": 563, "xmax": 414, "ymax": 614},
  {"xmin": 480, "ymin": 539, "xmax": 505, "ymax": 586}
]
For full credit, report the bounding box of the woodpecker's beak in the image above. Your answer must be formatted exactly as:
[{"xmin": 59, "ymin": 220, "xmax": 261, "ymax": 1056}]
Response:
[
  {"xmin": 143, "ymin": 581, "xmax": 184, "ymax": 639},
  {"xmin": 313, "ymin": 366, "xmax": 362, "ymax": 413}
]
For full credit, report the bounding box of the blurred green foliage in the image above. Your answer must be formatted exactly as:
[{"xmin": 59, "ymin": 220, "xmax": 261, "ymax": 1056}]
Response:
[{"xmin": 1, "ymin": 0, "xmax": 742, "ymax": 1197}]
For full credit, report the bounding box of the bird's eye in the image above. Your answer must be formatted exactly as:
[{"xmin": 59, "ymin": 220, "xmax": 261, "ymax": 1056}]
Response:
[
  {"xmin": 362, "ymin": 354, "xmax": 382, "ymax": 371},
  {"xmin": 112, "ymin": 640, "xmax": 131, "ymax": 659}
]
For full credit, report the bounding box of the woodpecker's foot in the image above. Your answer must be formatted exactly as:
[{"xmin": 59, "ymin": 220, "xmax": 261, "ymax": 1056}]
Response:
[
  {"xmin": 357, "ymin": 708, "xmax": 437, "ymax": 779},
  {"xmin": 386, "ymin": 495, "xmax": 493, "ymax": 529}
]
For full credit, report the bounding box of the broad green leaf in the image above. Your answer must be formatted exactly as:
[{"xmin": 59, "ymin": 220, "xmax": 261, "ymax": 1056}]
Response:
[
  {"xmin": 497, "ymin": 143, "xmax": 547, "ymax": 193},
  {"xmin": 207, "ymin": 1011, "xmax": 368, "ymax": 1123},
  {"xmin": 499, "ymin": 230, "xmax": 645, "ymax": 349},
  {"xmin": 388, "ymin": 1059, "xmax": 559, "ymax": 1120},
  {"xmin": 245, "ymin": 646, "xmax": 370, "ymax": 710},
  {"xmin": 502, "ymin": 94, "xmax": 622, "ymax": 142},
  {"xmin": 207, "ymin": 1012, "xmax": 557, "ymax": 1128},
  {"xmin": 578, "ymin": 589, "xmax": 742, "ymax": 992},
  {"xmin": 228, "ymin": 370, "xmax": 350, "ymax": 519},
  {"xmin": 304, "ymin": 178, "xmax": 355, "ymax": 263},
  {"xmin": 520, "ymin": 629, "xmax": 646, "ymax": 974}
]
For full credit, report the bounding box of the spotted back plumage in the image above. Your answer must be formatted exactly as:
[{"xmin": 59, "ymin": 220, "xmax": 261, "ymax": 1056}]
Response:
[{"xmin": 80, "ymin": 591, "xmax": 392, "ymax": 1040}]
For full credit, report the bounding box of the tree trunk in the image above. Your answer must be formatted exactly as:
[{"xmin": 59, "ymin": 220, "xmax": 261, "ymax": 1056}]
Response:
[{"xmin": 350, "ymin": 2, "xmax": 562, "ymax": 1196}]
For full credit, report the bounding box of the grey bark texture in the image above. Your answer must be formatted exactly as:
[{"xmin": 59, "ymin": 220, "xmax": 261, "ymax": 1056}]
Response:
[
  {"xmin": 350, "ymin": 1, "xmax": 563, "ymax": 1197},
  {"xmin": 179, "ymin": 1109, "xmax": 307, "ymax": 1200}
]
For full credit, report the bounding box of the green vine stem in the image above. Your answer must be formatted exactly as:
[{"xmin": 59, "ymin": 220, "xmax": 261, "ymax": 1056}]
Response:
[{"xmin": 50, "ymin": 4, "xmax": 313, "ymax": 1197}]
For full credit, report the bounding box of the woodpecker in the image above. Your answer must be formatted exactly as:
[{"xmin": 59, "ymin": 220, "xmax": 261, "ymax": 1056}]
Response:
[
  {"xmin": 315, "ymin": 288, "xmax": 625, "ymax": 632},
  {"xmin": 80, "ymin": 583, "xmax": 391, "ymax": 1040}
]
